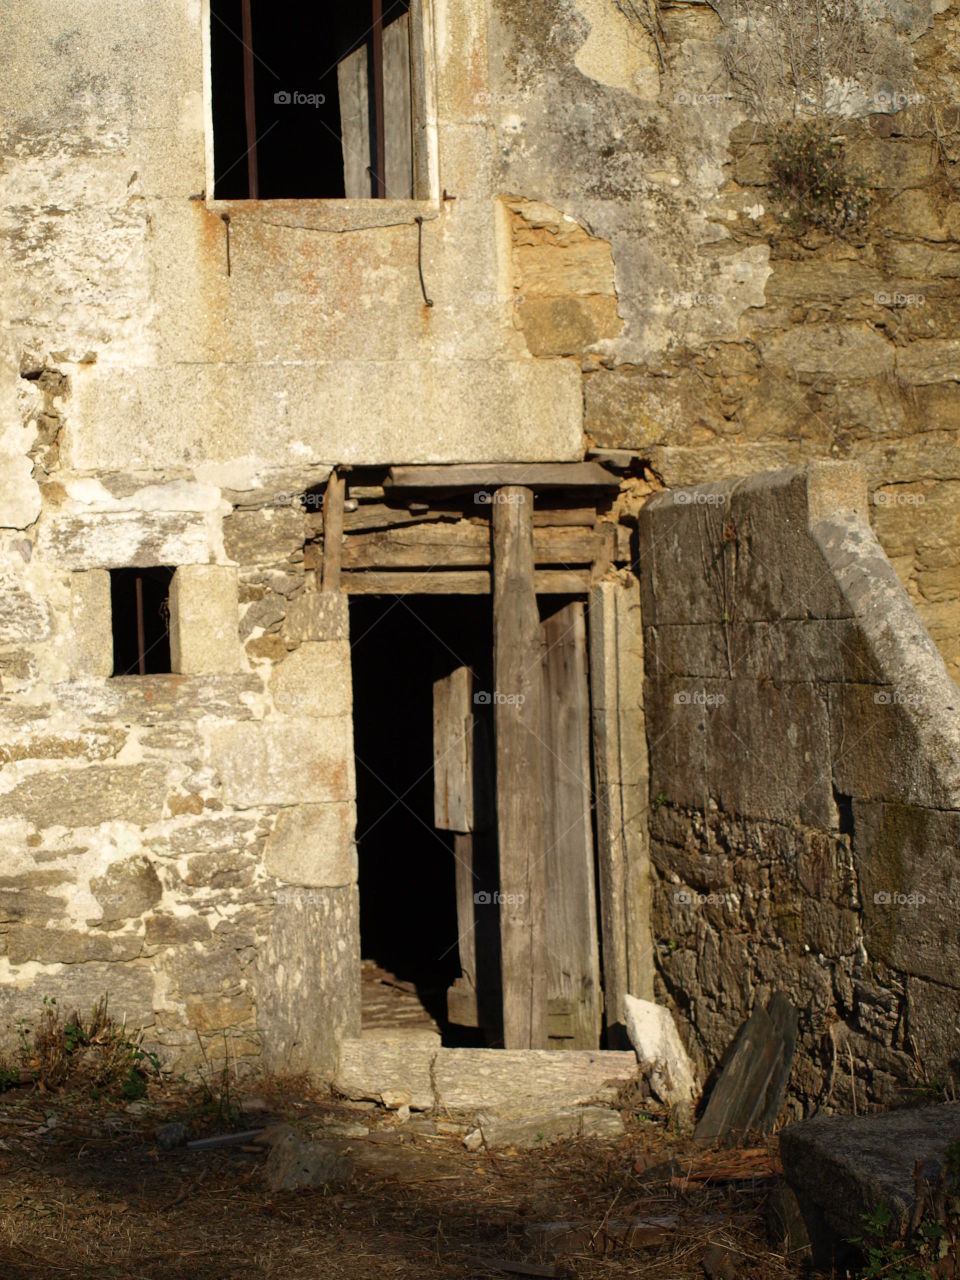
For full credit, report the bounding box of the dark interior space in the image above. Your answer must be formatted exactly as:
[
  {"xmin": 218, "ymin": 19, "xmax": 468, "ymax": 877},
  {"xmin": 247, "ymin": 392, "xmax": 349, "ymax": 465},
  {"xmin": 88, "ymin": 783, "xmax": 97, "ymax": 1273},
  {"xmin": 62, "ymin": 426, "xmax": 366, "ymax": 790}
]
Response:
[
  {"xmin": 210, "ymin": 0, "xmax": 410, "ymax": 199},
  {"xmin": 350, "ymin": 595, "xmax": 493, "ymax": 1043},
  {"xmin": 110, "ymin": 567, "xmax": 175, "ymax": 676}
]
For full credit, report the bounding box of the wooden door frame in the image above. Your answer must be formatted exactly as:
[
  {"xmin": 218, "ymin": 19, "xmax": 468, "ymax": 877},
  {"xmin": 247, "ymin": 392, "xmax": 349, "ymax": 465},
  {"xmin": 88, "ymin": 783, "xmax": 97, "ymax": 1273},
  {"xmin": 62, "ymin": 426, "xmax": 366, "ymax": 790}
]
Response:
[{"xmin": 326, "ymin": 463, "xmax": 651, "ymax": 1049}]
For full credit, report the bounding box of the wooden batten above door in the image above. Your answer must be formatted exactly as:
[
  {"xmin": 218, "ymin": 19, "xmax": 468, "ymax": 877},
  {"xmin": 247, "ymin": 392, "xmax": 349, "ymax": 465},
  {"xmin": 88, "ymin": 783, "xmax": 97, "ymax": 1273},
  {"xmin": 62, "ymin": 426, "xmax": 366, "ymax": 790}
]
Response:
[{"xmin": 305, "ymin": 463, "xmax": 632, "ymax": 593}]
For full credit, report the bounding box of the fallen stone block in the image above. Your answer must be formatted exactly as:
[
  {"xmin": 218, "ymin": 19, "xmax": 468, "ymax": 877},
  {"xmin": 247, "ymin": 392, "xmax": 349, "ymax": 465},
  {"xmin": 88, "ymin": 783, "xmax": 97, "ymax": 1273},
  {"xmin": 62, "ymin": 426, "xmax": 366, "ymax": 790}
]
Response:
[
  {"xmin": 263, "ymin": 1129, "xmax": 355, "ymax": 1192},
  {"xmin": 779, "ymin": 1102, "xmax": 960, "ymax": 1266},
  {"xmin": 463, "ymin": 1106, "xmax": 625, "ymax": 1151},
  {"xmin": 623, "ymin": 994, "xmax": 697, "ymax": 1106},
  {"xmin": 334, "ymin": 1028, "xmax": 439, "ymax": 1111},
  {"xmin": 434, "ymin": 1048, "xmax": 638, "ymax": 1119}
]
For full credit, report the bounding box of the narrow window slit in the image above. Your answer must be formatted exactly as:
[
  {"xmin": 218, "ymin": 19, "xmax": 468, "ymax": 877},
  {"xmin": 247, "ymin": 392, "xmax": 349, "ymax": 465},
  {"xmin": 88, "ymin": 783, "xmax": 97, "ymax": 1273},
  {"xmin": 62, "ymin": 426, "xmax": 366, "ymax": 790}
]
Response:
[{"xmin": 110, "ymin": 567, "xmax": 175, "ymax": 676}]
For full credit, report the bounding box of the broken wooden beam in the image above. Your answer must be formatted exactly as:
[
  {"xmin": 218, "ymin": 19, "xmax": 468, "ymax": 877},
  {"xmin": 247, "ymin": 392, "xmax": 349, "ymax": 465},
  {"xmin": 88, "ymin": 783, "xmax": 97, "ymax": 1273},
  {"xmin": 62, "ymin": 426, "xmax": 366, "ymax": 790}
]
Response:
[
  {"xmin": 493, "ymin": 486, "xmax": 548, "ymax": 1049},
  {"xmin": 694, "ymin": 993, "xmax": 798, "ymax": 1146},
  {"xmin": 384, "ymin": 463, "xmax": 620, "ymax": 493}
]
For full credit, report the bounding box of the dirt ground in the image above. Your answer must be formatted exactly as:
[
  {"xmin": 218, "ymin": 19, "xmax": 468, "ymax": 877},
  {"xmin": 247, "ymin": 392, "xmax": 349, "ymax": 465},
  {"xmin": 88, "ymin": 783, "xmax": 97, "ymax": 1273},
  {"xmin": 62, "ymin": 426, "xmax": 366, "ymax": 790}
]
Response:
[{"xmin": 0, "ymin": 1072, "xmax": 813, "ymax": 1280}]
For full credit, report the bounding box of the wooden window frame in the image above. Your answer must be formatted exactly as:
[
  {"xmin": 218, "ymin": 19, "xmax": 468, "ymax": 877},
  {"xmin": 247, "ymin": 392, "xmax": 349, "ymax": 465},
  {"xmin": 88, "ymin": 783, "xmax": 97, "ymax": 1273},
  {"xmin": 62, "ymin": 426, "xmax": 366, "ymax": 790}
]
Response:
[{"xmin": 201, "ymin": 0, "xmax": 440, "ymax": 219}]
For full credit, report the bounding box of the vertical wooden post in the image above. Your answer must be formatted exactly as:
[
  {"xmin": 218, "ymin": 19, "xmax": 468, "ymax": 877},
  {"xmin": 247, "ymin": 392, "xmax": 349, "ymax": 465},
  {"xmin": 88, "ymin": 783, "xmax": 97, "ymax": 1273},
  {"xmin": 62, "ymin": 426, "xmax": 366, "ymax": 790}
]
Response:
[
  {"xmin": 371, "ymin": 0, "xmax": 387, "ymax": 198},
  {"xmin": 589, "ymin": 579, "xmax": 654, "ymax": 1041},
  {"xmin": 492, "ymin": 486, "xmax": 548, "ymax": 1049},
  {"xmin": 408, "ymin": 0, "xmax": 429, "ymax": 200},
  {"xmin": 589, "ymin": 582, "xmax": 629, "ymax": 1043},
  {"xmin": 541, "ymin": 601, "xmax": 602, "ymax": 1048},
  {"xmin": 135, "ymin": 575, "xmax": 147, "ymax": 675},
  {"xmin": 321, "ymin": 470, "xmax": 345, "ymax": 594},
  {"xmin": 240, "ymin": 0, "xmax": 259, "ymax": 199}
]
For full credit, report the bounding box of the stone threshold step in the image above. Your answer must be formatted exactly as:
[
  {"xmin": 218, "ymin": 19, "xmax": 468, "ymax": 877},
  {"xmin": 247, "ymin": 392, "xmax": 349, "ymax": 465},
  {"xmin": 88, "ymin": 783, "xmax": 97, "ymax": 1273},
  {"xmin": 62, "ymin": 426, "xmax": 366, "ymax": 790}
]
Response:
[{"xmin": 334, "ymin": 1031, "xmax": 638, "ymax": 1117}]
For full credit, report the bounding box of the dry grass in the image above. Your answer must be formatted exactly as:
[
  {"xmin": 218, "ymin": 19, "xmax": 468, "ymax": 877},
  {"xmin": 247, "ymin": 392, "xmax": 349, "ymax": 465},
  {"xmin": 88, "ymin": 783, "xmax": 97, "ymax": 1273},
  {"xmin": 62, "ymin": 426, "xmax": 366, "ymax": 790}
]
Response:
[
  {"xmin": 2, "ymin": 995, "xmax": 162, "ymax": 1100},
  {"xmin": 0, "ymin": 1073, "xmax": 811, "ymax": 1280}
]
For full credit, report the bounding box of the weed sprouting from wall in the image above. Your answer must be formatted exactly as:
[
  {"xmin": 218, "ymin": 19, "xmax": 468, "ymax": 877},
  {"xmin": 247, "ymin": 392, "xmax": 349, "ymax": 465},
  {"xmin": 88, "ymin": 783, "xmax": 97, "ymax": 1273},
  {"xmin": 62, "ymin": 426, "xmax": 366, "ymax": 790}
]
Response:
[
  {"xmin": 717, "ymin": 0, "xmax": 912, "ymax": 125},
  {"xmin": 769, "ymin": 120, "xmax": 870, "ymax": 233}
]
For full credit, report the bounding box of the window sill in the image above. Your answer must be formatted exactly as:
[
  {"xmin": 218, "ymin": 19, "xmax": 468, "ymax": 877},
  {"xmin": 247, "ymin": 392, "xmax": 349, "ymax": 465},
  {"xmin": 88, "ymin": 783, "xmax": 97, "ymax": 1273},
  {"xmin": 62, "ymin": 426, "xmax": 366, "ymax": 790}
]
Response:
[{"xmin": 205, "ymin": 197, "xmax": 442, "ymax": 232}]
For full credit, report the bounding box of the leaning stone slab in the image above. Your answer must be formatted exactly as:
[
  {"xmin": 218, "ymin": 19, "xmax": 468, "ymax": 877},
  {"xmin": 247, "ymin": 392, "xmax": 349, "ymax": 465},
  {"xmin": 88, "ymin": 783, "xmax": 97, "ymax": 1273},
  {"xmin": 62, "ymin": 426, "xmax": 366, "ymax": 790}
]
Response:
[
  {"xmin": 433, "ymin": 1048, "xmax": 638, "ymax": 1119},
  {"xmin": 334, "ymin": 1029, "xmax": 440, "ymax": 1112},
  {"xmin": 624, "ymin": 994, "xmax": 697, "ymax": 1107},
  {"xmin": 780, "ymin": 1103, "xmax": 960, "ymax": 1260},
  {"xmin": 463, "ymin": 1106, "xmax": 625, "ymax": 1151}
]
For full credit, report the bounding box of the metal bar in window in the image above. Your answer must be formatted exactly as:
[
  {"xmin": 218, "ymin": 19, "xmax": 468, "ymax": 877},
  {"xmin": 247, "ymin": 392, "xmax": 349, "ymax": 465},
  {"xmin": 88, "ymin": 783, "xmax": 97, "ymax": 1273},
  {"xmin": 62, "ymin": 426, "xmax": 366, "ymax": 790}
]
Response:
[
  {"xmin": 241, "ymin": 0, "xmax": 259, "ymax": 199},
  {"xmin": 372, "ymin": 0, "xmax": 386, "ymax": 197},
  {"xmin": 135, "ymin": 576, "xmax": 147, "ymax": 675}
]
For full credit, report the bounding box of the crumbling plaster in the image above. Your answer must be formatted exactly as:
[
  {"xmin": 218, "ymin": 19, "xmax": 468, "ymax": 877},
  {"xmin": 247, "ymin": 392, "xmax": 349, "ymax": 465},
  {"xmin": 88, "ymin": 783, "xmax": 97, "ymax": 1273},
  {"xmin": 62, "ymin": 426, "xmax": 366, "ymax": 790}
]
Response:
[{"xmin": 488, "ymin": 0, "xmax": 960, "ymax": 680}]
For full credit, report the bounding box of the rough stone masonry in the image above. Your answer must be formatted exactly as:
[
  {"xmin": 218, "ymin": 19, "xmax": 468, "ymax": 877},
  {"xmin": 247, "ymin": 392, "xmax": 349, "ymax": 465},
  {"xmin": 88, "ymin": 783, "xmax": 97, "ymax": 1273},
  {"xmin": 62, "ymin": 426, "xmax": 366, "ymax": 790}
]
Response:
[{"xmin": 0, "ymin": 0, "xmax": 957, "ymax": 1089}]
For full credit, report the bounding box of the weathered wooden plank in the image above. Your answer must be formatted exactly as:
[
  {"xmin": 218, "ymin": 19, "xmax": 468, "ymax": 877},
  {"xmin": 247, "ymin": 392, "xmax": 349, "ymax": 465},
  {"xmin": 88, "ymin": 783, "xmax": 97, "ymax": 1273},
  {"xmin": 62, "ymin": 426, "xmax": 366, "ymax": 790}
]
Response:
[
  {"xmin": 321, "ymin": 470, "xmax": 345, "ymax": 594},
  {"xmin": 694, "ymin": 1005, "xmax": 780, "ymax": 1146},
  {"xmin": 341, "ymin": 504, "xmax": 599, "ymax": 534},
  {"xmin": 759, "ymin": 993, "xmax": 799, "ymax": 1132},
  {"xmin": 589, "ymin": 583, "xmax": 630, "ymax": 1044},
  {"xmin": 433, "ymin": 666, "xmax": 474, "ymax": 833},
  {"xmin": 453, "ymin": 833, "xmax": 477, "ymax": 989},
  {"xmin": 617, "ymin": 578, "xmax": 654, "ymax": 1002},
  {"xmin": 342, "ymin": 503, "xmax": 464, "ymax": 533},
  {"xmin": 347, "ymin": 485, "xmax": 386, "ymax": 500},
  {"xmin": 493, "ymin": 487, "xmax": 548, "ymax": 1050},
  {"xmin": 694, "ymin": 994, "xmax": 797, "ymax": 1146},
  {"xmin": 340, "ymin": 568, "xmax": 591, "ymax": 595},
  {"xmin": 385, "ymin": 463, "xmax": 620, "ymax": 492},
  {"xmin": 342, "ymin": 524, "xmax": 608, "ymax": 570},
  {"xmin": 533, "ymin": 507, "xmax": 597, "ymax": 528},
  {"xmin": 541, "ymin": 603, "xmax": 601, "ymax": 1049}
]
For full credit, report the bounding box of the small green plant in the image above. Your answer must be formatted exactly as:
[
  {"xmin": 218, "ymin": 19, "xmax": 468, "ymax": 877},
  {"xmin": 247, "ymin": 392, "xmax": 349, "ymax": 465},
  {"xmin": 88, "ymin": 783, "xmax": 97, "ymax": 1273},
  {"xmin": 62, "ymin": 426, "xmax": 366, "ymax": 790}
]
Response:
[
  {"xmin": 849, "ymin": 1144, "xmax": 960, "ymax": 1279},
  {"xmin": 909, "ymin": 1077, "xmax": 948, "ymax": 1103},
  {"xmin": 769, "ymin": 121, "xmax": 870, "ymax": 235},
  {"xmin": 654, "ymin": 791, "xmax": 666, "ymax": 808},
  {"xmin": 0, "ymin": 1062, "xmax": 20, "ymax": 1092},
  {"xmin": 11, "ymin": 993, "xmax": 161, "ymax": 1096},
  {"xmin": 194, "ymin": 1030, "xmax": 239, "ymax": 1127}
]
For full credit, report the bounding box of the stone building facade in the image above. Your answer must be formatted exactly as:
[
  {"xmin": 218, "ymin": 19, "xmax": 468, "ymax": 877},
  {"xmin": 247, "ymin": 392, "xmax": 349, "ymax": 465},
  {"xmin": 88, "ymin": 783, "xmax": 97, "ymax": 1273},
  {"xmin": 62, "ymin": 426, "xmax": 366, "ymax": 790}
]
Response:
[{"xmin": 0, "ymin": 0, "xmax": 957, "ymax": 1098}]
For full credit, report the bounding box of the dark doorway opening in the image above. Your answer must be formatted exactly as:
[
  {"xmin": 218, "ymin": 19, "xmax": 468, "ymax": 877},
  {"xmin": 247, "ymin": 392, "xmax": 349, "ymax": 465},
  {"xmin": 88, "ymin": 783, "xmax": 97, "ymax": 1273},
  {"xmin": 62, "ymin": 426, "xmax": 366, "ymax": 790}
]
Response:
[
  {"xmin": 210, "ymin": 0, "xmax": 412, "ymax": 200},
  {"xmin": 110, "ymin": 567, "xmax": 175, "ymax": 676},
  {"xmin": 350, "ymin": 595, "xmax": 492, "ymax": 1044}
]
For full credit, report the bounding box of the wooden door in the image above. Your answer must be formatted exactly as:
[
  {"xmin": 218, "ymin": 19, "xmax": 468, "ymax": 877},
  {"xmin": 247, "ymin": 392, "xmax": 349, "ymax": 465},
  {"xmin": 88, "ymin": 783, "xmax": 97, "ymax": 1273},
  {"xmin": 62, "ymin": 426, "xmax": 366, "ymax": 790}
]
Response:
[
  {"xmin": 434, "ymin": 609, "xmax": 602, "ymax": 1049},
  {"xmin": 540, "ymin": 602, "xmax": 602, "ymax": 1048},
  {"xmin": 433, "ymin": 665, "xmax": 500, "ymax": 1035}
]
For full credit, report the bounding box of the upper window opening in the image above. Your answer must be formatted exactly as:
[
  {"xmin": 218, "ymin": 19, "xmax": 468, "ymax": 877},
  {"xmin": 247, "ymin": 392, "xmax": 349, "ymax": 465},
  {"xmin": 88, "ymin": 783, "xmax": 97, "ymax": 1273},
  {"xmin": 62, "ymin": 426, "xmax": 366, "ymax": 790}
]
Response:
[
  {"xmin": 110, "ymin": 567, "xmax": 175, "ymax": 676},
  {"xmin": 210, "ymin": 0, "xmax": 415, "ymax": 200}
]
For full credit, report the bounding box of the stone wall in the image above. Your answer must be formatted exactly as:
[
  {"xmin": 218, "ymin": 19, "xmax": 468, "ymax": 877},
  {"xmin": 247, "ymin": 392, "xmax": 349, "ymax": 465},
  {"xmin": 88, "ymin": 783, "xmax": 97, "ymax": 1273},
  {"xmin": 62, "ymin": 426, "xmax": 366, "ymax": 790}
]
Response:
[
  {"xmin": 488, "ymin": 0, "xmax": 960, "ymax": 682},
  {"xmin": 2, "ymin": 0, "xmax": 960, "ymax": 1076},
  {"xmin": 0, "ymin": 486, "xmax": 360, "ymax": 1078},
  {"xmin": 638, "ymin": 462, "xmax": 960, "ymax": 1116}
]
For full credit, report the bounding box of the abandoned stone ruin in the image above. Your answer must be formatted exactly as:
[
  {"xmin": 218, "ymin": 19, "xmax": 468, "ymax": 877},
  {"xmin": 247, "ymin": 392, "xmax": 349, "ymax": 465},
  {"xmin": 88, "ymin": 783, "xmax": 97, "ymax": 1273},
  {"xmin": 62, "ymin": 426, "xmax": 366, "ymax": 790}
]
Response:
[{"xmin": 1, "ymin": 0, "xmax": 959, "ymax": 1274}]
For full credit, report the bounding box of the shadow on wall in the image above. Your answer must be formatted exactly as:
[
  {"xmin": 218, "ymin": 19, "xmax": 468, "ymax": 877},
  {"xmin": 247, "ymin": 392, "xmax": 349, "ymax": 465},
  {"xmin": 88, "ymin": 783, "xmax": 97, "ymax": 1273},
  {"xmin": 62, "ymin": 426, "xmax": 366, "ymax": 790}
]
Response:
[{"xmin": 638, "ymin": 460, "xmax": 960, "ymax": 1117}]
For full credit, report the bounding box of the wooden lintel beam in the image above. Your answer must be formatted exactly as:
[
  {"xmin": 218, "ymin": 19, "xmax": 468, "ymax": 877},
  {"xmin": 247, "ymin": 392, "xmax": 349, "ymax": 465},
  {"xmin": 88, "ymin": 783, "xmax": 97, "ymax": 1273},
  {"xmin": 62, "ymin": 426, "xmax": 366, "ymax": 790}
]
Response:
[
  {"xmin": 339, "ymin": 568, "xmax": 591, "ymax": 595},
  {"xmin": 384, "ymin": 463, "xmax": 620, "ymax": 493},
  {"xmin": 341, "ymin": 523, "xmax": 614, "ymax": 570}
]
